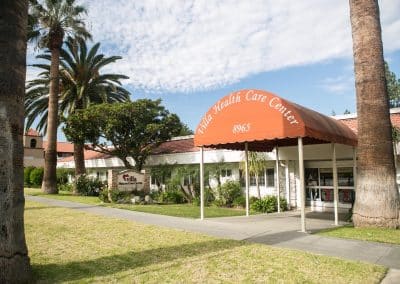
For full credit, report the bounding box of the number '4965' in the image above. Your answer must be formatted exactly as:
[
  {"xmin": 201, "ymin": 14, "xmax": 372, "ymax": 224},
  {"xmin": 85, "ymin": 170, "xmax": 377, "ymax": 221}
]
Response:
[{"xmin": 232, "ymin": 123, "xmax": 251, "ymax": 134}]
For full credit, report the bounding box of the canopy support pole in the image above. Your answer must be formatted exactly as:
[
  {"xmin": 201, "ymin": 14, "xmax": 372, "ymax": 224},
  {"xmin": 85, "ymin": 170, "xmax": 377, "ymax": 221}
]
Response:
[
  {"xmin": 298, "ymin": 137, "xmax": 306, "ymax": 233},
  {"xmin": 285, "ymin": 160, "xmax": 290, "ymax": 210},
  {"xmin": 275, "ymin": 146, "xmax": 280, "ymax": 213},
  {"xmin": 332, "ymin": 143, "xmax": 339, "ymax": 226},
  {"xmin": 353, "ymin": 146, "xmax": 357, "ymax": 207},
  {"xmin": 245, "ymin": 142, "xmax": 250, "ymax": 217},
  {"xmin": 200, "ymin": 146, "xmax": 204, "ymax": 220}
]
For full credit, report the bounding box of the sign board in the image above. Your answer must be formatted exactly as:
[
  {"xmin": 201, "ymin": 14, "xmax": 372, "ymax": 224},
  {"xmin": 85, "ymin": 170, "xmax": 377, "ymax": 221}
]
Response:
[{"xmin": 117, "ymin": 170, "xmax": 144, "ymax": 192}]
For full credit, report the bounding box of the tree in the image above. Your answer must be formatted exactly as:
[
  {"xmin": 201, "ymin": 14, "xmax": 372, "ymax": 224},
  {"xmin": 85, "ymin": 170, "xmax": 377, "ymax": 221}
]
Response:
[
  {"xmin": 0, "ymin": 0, "xmax": 32, "ymax": 281},
  {"xmin": 349, "ymin": 0, "xmax": 399, "ymax": 228},
  {"xmin": 29, "ymin": 0, "xmax": 91, "ymax": 194},
  {"xmin": 344, "ymin": 109, "xmax": 351, "ymax": 114},
  {"xmin": 240, "ymin": 152, "xmax": 268, "ymax": 199},
  {"xmin": 25, "ymin": 37, "xmax": 130, "ymax": 177},
  {"xmin": 179, "ymin": 123, "xmax": 194, "ymax": 136},
  {"xmin": 63, "ymin": 100, "xmax": 183, "ymax": 171},
  {"xmin": 385, "ymin": 62, "xmax": 400, "ymax": 107}
]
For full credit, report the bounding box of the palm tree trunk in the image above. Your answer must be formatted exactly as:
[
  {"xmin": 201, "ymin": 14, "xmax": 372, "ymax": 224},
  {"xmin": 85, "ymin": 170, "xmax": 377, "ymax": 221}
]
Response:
[
  {"xmin": 256, "ymin": 173, "xmax": 261, "ymax": 199},
  {"xmin": 42, "ymin": 47, "xmax": 60, "ymax": 194},
  {"xmin": 350, "ymin": 0, "xmax": 400, "ymax": 228},
  {"xmin": 0, "ymin": 0, "xmax": 32, "ymax": 281},
  {"xmin": 74, "ymin": 143, "xmax": 86, "ymax": 176}
]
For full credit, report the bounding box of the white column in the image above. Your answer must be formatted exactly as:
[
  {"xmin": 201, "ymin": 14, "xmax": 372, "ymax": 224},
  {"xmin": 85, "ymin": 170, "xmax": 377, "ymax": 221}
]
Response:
[
  {"xmin": 353, "ymin": 146, "xmax": 357, "ymax": 208},
  {"xmin": 245, "ymin": 142, "xmax": 250, "ymax": 217},
  {"xmin": 200, "ymin": 147, "xmax": 205, "ymax": 220},
  {"xmin": 285, "ymin": 160, "xmax": 290, "ymax": 210},
  {"xmin": 332, "ymin": 143, "xmax": 339, "ymax": 226},
  {"xmin": 275, "ymin": 146, "xmax": 281, "ymax": 213},
  {"xmin": 298, "ymin": 137, "xmax": 306, "ymax": 233},
  {"xmin": 353, "ymin": 146, "xmax": 357, "ymax": 189}
]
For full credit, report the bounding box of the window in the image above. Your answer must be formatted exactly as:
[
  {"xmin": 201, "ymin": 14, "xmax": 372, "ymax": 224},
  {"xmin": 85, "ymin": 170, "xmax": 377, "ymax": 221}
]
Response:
[
  {"xmin": 250, "ymin": 174, "xmax": 257, "ymax": 186},
  {"xmin": 266, "ymin": 168, "xmax": 274, "ymax": 187},
  {"xmin": 30, "ymin": 139, "xmax": 37, "ymax": 148},
  {"xmin": 258, "ymin": 175, "xmax": 265, "ymax": 186},
  {"xmin": 221, "ymin": 169, "xmax": 232, "ymax": 177}
]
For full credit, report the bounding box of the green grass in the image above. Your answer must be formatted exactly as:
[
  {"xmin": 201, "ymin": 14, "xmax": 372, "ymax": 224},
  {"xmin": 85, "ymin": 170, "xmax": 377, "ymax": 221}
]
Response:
[
  {"xmin": 24, "ymin": 187, "xmax": 245, "ymax": 218},
  {"xmin": 317, "ymin": 225, "xmax": 400, "ymax": 245},
  {"xmin": 25, "ymin": 200, "xmax": 386, "ymax": 283}
]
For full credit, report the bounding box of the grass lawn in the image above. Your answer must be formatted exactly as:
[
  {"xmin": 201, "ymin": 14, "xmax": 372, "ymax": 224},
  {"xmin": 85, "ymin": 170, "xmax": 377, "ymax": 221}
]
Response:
[
  {"xmin": 317, "ymin": 225, "xmax": 400, "ymax": 245},
  {"xmin": 24, "ymin": 187, "xmax": 245, "ymax": 218},
  {"xmin": 25, "ymin": 200, "xmax": 386, "ymax": 283}
]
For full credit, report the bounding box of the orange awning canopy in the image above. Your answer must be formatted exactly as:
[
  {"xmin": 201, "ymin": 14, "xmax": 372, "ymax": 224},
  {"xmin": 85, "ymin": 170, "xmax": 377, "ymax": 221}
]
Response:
[{"xmin": 194, "ymin": 89, "xmax": 357, "ymax": 151}]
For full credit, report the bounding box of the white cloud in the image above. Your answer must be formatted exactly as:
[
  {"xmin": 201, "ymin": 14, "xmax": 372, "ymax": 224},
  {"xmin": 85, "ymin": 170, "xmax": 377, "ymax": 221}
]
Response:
[
  {"xmin": 66, "ymin": 1, "xmax": 400, "ymax": 92},
  {"xmin": 319, "ymin": 75, "xmax": 354, "ymax": 94}
]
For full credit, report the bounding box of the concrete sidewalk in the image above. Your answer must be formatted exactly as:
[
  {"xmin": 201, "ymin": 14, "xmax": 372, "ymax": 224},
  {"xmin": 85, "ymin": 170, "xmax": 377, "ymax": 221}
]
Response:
[{"xmin": 26, "ymin": 195, "xmax": 400, "ymax": 271}]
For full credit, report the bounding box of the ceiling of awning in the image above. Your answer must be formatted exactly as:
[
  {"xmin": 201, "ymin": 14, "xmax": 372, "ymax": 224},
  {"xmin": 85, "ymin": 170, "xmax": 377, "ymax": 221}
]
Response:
[{"xmin": 194, "ymin": 89, "xmax": 357, "ymax": 151}]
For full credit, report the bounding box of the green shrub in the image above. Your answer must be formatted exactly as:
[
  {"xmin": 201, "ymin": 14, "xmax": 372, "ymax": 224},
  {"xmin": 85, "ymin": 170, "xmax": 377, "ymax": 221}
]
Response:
[
  {"xmin": 57, "ymin": 183, "xmax": 73, "ymax": 192},
  {"xmin": 250, "ymin": 195, "xmax": 288, "ymax": 213},
  {"xmin": 219, "ymin": 181, "xmax": 242, "ymax": 207},
  {"xmin": 250, "ymin": 196, "xmax": 260, "ymax": 204},
  {"xmin": 109, "ymin": 189, "xmax": 132, "ymax": 203},
  {"xmin": 98, "ymin": 189, "xmax": 110, "ymax": 203},
  {"xmin": 157, "ymin": 190, "xmax": 185, "ymax": 204},
  {"xmin": 193, "ymin": 187, "xmax": 216, "ymax": 206},
  {"xmin": 30, "ymin": 167, "xmax": 44, "ymax": 187},
  {"xmin": 24, "ymin": 166, "xmax": 35, "ymax": 186},
  {"xmin": 232, "ymin": 196, "xmax": 246, "ymax": 208},
  {"xmin": 75, "ymin": 175, "xmax": 104, "ymax": 196},
  {"xmin": 211, "ymin": 198, "xmax": 226, "ymax": 207},
  {"xmin": 56, "ymin": 168, "xmax": 73, "ymax": 185}
]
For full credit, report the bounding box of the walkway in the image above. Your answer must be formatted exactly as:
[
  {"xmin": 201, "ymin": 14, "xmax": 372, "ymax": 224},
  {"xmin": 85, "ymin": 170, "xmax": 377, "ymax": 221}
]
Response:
[{"xmin": 26, "ymin": 195, "xmax": 400, "ymax": 271}]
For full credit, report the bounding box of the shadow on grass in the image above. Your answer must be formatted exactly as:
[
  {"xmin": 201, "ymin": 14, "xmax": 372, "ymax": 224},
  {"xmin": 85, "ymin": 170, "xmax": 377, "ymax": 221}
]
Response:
[
  {"xmin": 25, "ymin": 206, "xmax": 61, "ymax": 210},
  {"xmin": 32, "ymin": 239, "xmax": 246, "ymax": 282}
]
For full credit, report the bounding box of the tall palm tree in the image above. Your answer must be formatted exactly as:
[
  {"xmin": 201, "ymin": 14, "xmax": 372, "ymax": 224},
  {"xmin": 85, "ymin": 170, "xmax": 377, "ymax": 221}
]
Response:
[
  {"xmin": 29, "ymin": 0, "xmax": 91, "ymax": 193},
  {"xmin": 349, "ymin": 0, "xmax": 400, "ymax": 228},
  {"xmin": 26, "ymin": 37, "xmax": 130, "ymax": 178},
  {"xmin": 0, "ymin": 0, "xmax": 32, "ymax": 281}
]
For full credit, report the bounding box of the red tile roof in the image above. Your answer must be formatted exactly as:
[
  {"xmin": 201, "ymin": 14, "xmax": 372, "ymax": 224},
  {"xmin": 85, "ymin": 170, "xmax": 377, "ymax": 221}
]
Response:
[
  {"xmin": 151, "ymin": 138, "xmax": 199, "ymax": 155},
  {"xmin": 25, "ymin": 128, "xmax": 41, "ymax": 137},
  {"xmin": 59, "ymin": 150, "xmax": 110, "ymax": 162},
  {"xmin": 338, "ymin": 113, "xmax": 400, "ymax": 134},
  {"xmin": 43, "ymin": 141, "xmax": 74, "ymax": 153}
]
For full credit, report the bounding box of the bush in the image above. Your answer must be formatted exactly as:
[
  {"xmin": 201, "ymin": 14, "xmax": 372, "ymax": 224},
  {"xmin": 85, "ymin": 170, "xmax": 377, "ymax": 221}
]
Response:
[
  {"xmin": 30, "ymin": 167, "xmax": 44, "ymax": 187},
  {"xmin": 75, "ymin": 175, "xmax": 104, "ymax": 196},
  {"xmin": 232, "ymin": 196, "xmax": 246, "ymax": 208},
  {"xmin": 58, "ymin": 183, "xmax": 73, "ymax": 192},
  {"xmin": 219, "ymin": 181, "xmax": 242, "ymax": 207},
  {"xmin": 157, "ymin": 190, "xmax": 185, "ymax": 204},
  {"xmin": 56, "ymin": 168, "xmax": 73, "ymax": 185},
  {"xmin": 24, "ymin": 166, "xmax": 35, "ymax": 186},
  {"xmin": 250, "ymin": 195, "xmax": 288, "ymax": 213},
  {"xmin": 98, "ymin": 189, "xmax": 110, "ymax": 203}
]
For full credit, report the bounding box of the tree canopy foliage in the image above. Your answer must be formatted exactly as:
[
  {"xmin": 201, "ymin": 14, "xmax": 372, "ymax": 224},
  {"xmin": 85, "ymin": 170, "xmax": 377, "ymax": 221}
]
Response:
[
  {"xmin": 63, "ymin": 100, "xmax": 184, "ymax": 171},
  {"xmin": 385, "ymin": 62, "xmax": 400, "ymax": 107}
]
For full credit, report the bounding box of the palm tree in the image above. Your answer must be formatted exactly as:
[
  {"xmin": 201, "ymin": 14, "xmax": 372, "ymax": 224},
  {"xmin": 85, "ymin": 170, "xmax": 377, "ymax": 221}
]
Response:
[
  {"xmin": 26, "ymin": 37, "xmax": 130, "ymax": 179},
  {"xmin": 349, "ymin": 0, "xmax": 400, "ymax": 228},
  {"xmin": 0, "ymin": 0, "xmax": 32, "ymax": 281},
  {"xmin": 29, "ymin": 0, "xmax": 91, "ymax": 193},
  {"xmin": 240, "ymin": 152, "xmax": 267, "ymax": 199}
]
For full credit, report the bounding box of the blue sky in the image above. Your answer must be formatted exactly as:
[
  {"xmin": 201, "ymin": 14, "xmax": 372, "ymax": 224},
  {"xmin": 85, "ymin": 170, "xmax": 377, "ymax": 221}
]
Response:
[{"xmin": 26, "ymin": 0, "xmax": 400, "ymax": 139}]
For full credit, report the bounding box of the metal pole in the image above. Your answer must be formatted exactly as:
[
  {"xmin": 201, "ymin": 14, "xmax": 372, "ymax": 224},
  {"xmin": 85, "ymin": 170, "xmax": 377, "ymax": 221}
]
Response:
[
  {"xmin": 200, "ymin": 147, "xmax": 204, "ymax": 220},
  {"xmin": 285, "ymin": 160, "xmax": 290, "ymax": 210},
  {"xmin": 275, "ymin": 146, "xmax": 281, "ymax": 213},
  {"xmin": 353, "ymin": 146, "xmax": 357, "ymax": 189},
  {"xmin": 353, "ymin": 146, "xmax": 357, "ymax": 209},
  {"xmin": 298, "ymin": 137, "xmax": 306, "ymax": 232},
  {"xmin": 245, "ymin": 142, "xmax": 250, "ymax": 217},
  {"xmin": 332, "ymin": 143, "xmax": 339, "ymax": 226}
]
